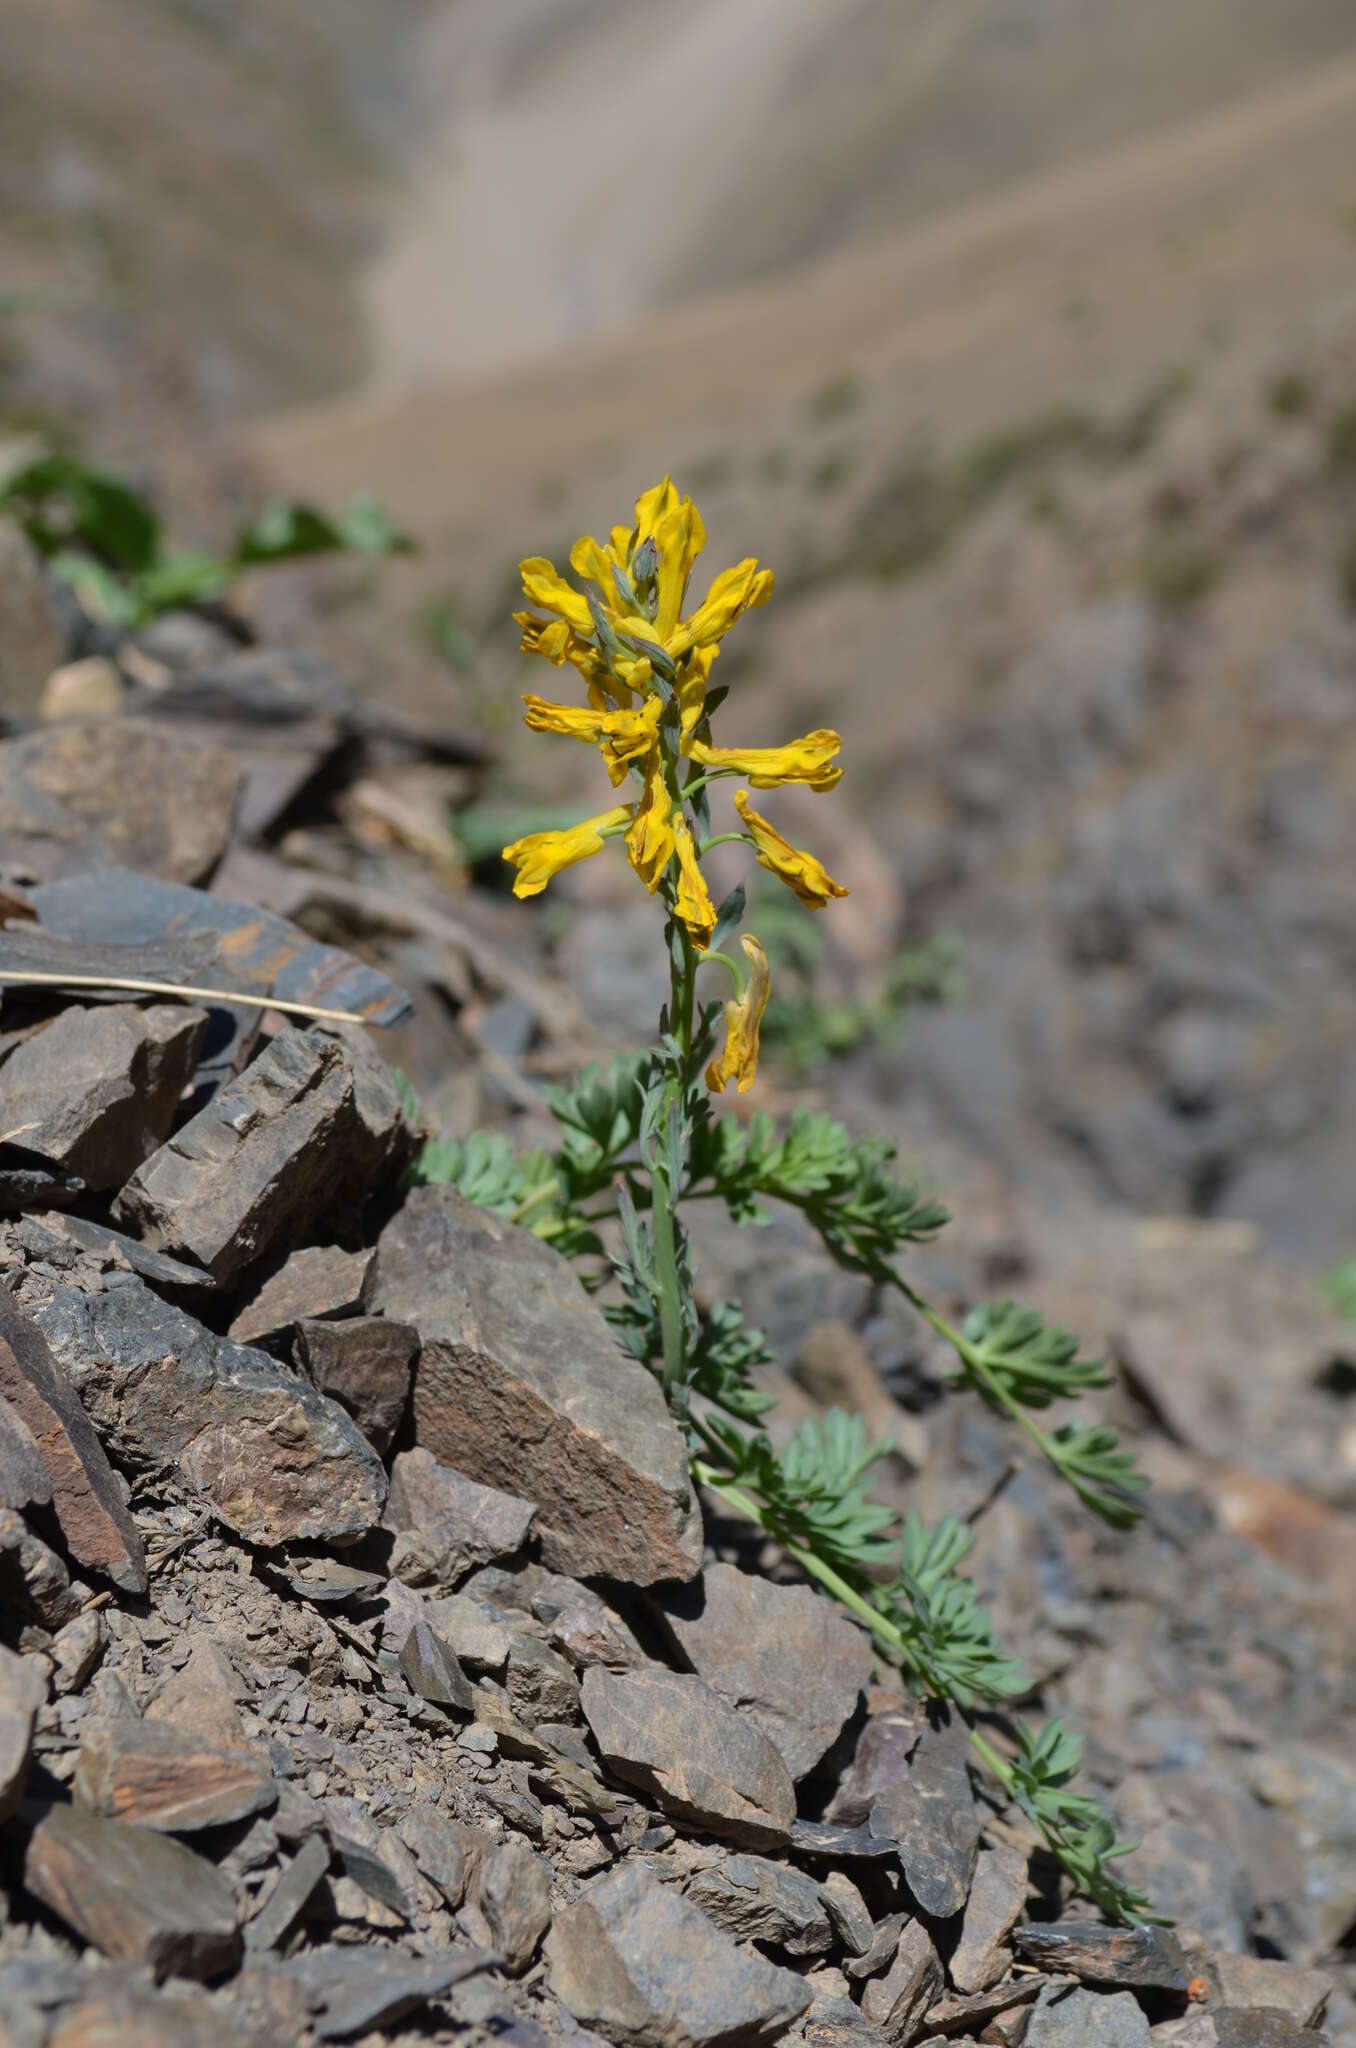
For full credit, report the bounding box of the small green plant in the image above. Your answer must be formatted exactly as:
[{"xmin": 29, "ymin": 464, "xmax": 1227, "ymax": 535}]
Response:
[
  {"xmin": 410, "ymin": 478, "xmax": 1155, "ymax": 1922},
  {"xmin": 1323, "ymin": 1256, "xmax": 1356, "ymax": 1323},
  {"xmin": 759, "ymin": 913, "xmax": 964, "ymax": 1073},
  {"xmin": 1327, "ymin": 402, "xmax": 1356, "ymax": 474},
  {"xmin": 0, "ymin": 453, "xmax": 413, "ymax": 629}
]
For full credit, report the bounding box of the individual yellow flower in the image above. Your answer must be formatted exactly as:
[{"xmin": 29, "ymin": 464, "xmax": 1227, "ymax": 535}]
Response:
[
  {"xmin": 684, "ymin": 727, "xmax": 843, "ymax": 791},
  {"xmin": 706, "ymin": 936, "xmax": 771, "ymax": 1094},
  {"xmin": 672, "ymin": 812, "xmax": 717, "ymax": 950},
  {"xmin": 502, "ymin": 805, "xmax": 630, "ymax": 898},
  {"xmin": 625, "ymin": 757, "xmax": 677, "ymax": 891},
  {"xmin": 522, "ymin": 693, "xmax": 662, "ymax": 785},
  {"xmin": 734, "ymin": 791, "xmax": 849, "ymax": 910}
]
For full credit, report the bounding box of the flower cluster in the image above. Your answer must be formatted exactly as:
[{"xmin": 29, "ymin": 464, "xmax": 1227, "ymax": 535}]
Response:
[{"xmin": 503, "ymin": 478, "xmax": 847, "ymax": 1091}]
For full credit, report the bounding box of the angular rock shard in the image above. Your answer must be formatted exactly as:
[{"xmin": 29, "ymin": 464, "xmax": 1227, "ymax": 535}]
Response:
[
  {"xmin": 547, "ymin": 1863, "xmax": 811, "ymax": 2048},
  {"xmin": 28, "ymin": 1275, "xmax": 385, "ymax": 1545},
  {"xmin": 115, "ymin": 1027, "xmax": 410, "ymax": 1283},
  {"xmin": 0, "ymin": 1391, "xmax": 52, "ymax": 1514},
  {"xmin": 384, "ymin": 1447, "xmax": 536, "ymax": 1588},
  {"xmin": 581, "ymin": 1666, "xmax": 796, "ymax": 1850},
  {"xmin": 0, "ymin": 1003, "xmax": 205, "ymax": 1193},
  {"xmin": 868, "ymin": 1704, "xmax": 979, "ymax": 1918},
  {"xmin": 686, "ymin": 1853, "xmax": 832, "ymax": 1957},
  {"xmin": 656, "ymin": 1562, "xmax": 872, "ymax": 1780},
  {"xmin": 859, "ymin": 1919, "xmax": 944, "ymax": 2045},
  {"xmin": 229, "ymin": 1244, "xmax": 372, "ymax": 1345},
  {"xmin": 0, "ymin": 1644, "xmax": 45, "ymax": 1822},
  {"xmin": 295, "ymin": 1314, "xmax": 416, "ymax": 1455},
  {"xmin": 1012, "ymin": 1921, "xmax": 1190, "ymax": 1995},
  {"xmin": 368, "ymin": 1187, "xmax": 701, "ymax": 1585},
  {"xmin": 24, "ymin": 1802, "xmax": 241, "ymax": 1981},
  {"xmin": 398, "ymin": 1619, "xmax": 474, "ymax": 1714},
  {"xmin": 0, "ymin": 1291, "xmax": 146, "ymax": 1595},
  {"xmin": 948, "ymin": 1844, "xmax": 1030, "ymax": 1993},
  {"xmin": 74, "ymin": 1719, "xmax": 277, "ymax": 1832}
]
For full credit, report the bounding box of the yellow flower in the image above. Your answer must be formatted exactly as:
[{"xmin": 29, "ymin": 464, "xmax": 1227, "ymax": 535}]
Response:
[
  {"xmin": 734, "ymin": 791, "xmax": 848, "ymax": 909},
  {"xmin": 516, "ymin": 476, "xmax": 772, "ymax": 687},
  {"xmin": 706, "ymin": 936, "xmax": 771, "ymax": 1094},
  {"xmin": 672, "ymin": 812, "xmax": 717, "ymax": 951},
  {"xmin": 502, "ymin": 805, "xmax": 630, "ymax": 899},
  {"xmin": 685, "ymin": 727, "xmax": 843, "ymax": 791},
  {"xmin": 522, "ymin": 693, "xmax": 663, "ymax": 785},
  {"xmin": 625, "ymin": 756, "xmax": 677, "ymax": 891}
]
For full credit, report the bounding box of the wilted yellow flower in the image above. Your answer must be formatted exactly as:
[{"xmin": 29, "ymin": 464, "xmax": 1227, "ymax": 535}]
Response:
[
  {"xmin": 685, "ymin": 728, "xmax": 843, "ymax": 792},
  {"xmin": 706, "ymin": 936, "xmax": 771, "ymax": 1094},
  {"xmin": 522, "ymin": 693, "xmax": 663, "ymax": 785},
  {"xmin": 672, "ymin": 812, "xmax": 717, "ymax": 950},
  {"xmin": 502, "ymin": 805, "xmax": 630, "ymax": 898},
  {"xmin": 734, "ymin": 791, "xmax": 849, "ymax": 910}
]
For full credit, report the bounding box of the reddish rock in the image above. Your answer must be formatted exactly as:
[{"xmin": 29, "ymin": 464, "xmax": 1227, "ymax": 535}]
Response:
[
  {"xmin": 24, "ymin": 1802, "xmax": 241, "ymax": 1980},
  {"xmin": 295, "ymin": 1314, "xmax": 416, "ymax": 1455}
]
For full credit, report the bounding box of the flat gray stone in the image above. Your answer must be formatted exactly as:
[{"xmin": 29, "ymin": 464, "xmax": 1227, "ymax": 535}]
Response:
[
  {"xmin": 827, "ymin": 1703, "xmax": 926, "ymax": 1824},
  {"xmin": 869, "ymin": 1705, "xmax": 979, "ymax": 1918},
  {"xmin": 0, "ymin": 1290, "xmax": 146, "ymax": 1594},
  {"xmin": 547, "ymin": 1862, "xmax": 810, "ymax": 2047},
  {"xmin": 229, "ymin": 1245, "xmax": 372, "ymax": 1345},
  {"xmin": 581, "ymin": 1666, "xmax": 796, "ymax": 1850},
  {"xmin": 687, "ymin": 1854, "xmax": 832, "ymax": 1956},
  {"xmin": 385, "ymin": 1447, "xmax": 536, "ymax": 1588},
  {"xmin": 399, "ymin": 1619, "xmax": 474, "ymax": 1713},
  {"xmin": 244, "ymin": 1833, "xmax": 330, "ymax": 1954},
  {"xmin": 657, "ymin": 1562, "xmax": 872, "ymax": 1781},
  {"xmin": 0, "ymin": 524, "xmax": 63, "ymax": 724},
  {"xmin": 0, "ymin": 1391, "xmax": 51, "ymax": 1514},
  {"xmin": 858, "ymin": 1919, "xmax": 944, "ymax": 2044},
  {"xmin": 116, "ymin": 1027, "xmax": 409, "ymax": 1284},
  {"xmin": 1027, "ymin": 1985, "xmax": 1152, "ymax": 2047},
  {"xmin": 1014, "ymin": 1922, "xmax": 1190, "ymax": 1995},
  {"xmin": 472, "ymin": 1837, "xmax": 553, "ymax": 1973},
  {"xmin": 948, "ymin": 1845, "xmax": 1029, "ymax": 1992},
  {"xmin": 818, "ymin": 1870, "xmax": 874, "ymax": 1956},
  {"xmin": 29, "ymin": 1274, "xmax": 385, "ymax": 1545},
  {"xmin": 0, "ymin": 1003, "xmax": 205, "ymax": 1193},
  {"xmin": 0, "ymin": 1503, "xmax": 81, "ymax": 1626},
  {"xmin": 279, "ymin": 1943, "xmax": 497, "ymax": 2041},
  {"xmin": 0, "ymin": 1645, "xmax": 45, "ymax": 1822},
  {"xmin": 24, "ymin": 1801, "xmax": 241, "ymax": 1980},
  {"xmin": 368, "ymin": 1186, "xmax": 701, "ymax": 1586}
]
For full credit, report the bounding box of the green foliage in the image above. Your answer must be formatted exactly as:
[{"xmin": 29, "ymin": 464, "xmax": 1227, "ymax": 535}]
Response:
[
  {"xmin": 1323, "ymin": 1256, "xmax": 1356, "ymax": 1323},
  {"xmin": 1327, "ymin": 401, "xmax": 1356, "ymax": 473},
  {"xmin": 0, "ymin": 453, "xmax": 412, "ymax": 629},
  {"xmin": 980, "ymin": 1720, "xmax": 1160, "ymax": 1926},
  {"xmin": 1139, "ymin": 519, "xmax": 1220, "ymax": 611},
  {"xmin": 759, "ymin": 921, "xmax": 964, "ymax": 1073}
]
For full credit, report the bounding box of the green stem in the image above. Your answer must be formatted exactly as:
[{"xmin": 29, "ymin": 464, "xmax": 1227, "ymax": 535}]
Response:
[
  {"xmin": 698, "ymin": 948, "xmax": 744, "ymax": 992},
  {"xmin": 889, "ymin": 1276, "xmax": 1071, "ymax": 1483},
  {"xmin": 698, "ymin": 831, "xmax": 753, "ymax": 858}
]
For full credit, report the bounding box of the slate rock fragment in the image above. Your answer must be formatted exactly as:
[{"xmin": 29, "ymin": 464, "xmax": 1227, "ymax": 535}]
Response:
[
  {"xmin": 24, "ymin": 1802, "xmax": 241, "ymax": 1980},
  {"xmin": 0, "ymin": 1003, "xmax": 205, "ymax": 1191},
  {"xmin": 1197, "ymin": 1955, "xmax": 1331, "ymax": 2030},
  {"xmin": 1013, "ymin": 1922, "xmax": 1191, "ymax": 1995},
  {"xmin": 827, "ymin": 1702, "xmax": 926, "ymax": 1824},
  {"xmin": 0, "ymin": 1644, "xmax": 45, "ymax": 1821},
  {"xmin": 922, "ymin": 1975, "xmax": 1046, "ymax": 2038},
  {"xmin": 0, "ymin": 1392, "xmax": 51, "ymax": 1513},
  {"xmin": 868, "ymin": 1704, "xmax": 979, "ymax": 1918},
  {"xmin": 582, "ymin": 1665, "xmax": 797, "ymax": 1849},
  {"xmin": 948, "ymin": 1844, "xmax": 1029, "ymax": 1993},
  {"xmin": 295, "ymin": 1314, "xmax": 415, "ymax": 1454},
  {"xmin": 858, "ymin": 1919, "xmax": 944, "ymax": 2044},
  {"xmin": 277, "ymin": 1944, "xmax": 497, "ymax": 2042},
  {"xmin": 0, "ymin": 1291, "xmax": 146, "ymax": 1595},
  {"xmin": 384, "ymin": 1447, "xmax": 537, "ymax": 1587},
  {"xmin": 29, "ymin": 1276, "xmax": 385, "ymax": 1544},
  {"xmin": 546, "ymin": 1862, "xmax": 811, "ymax": 2048},
  {"xmin": 73, "ymin": 1719, "xmax": 277, "ymax": 1832},
  {"xmin": 116, "ymin": 1027, "xmax": 409, "ymax": 1284},
  {"xmin": 818, "ymin": 1869, "xmax": 875, "ymax": 1956},
  {"xmin": 244, "ymin": 1834, "xmax": 331, "ymax": 1955},
  {"xmin": 368, "ymin": 1186, "xmax": 701, "ymax": 1585},
  {"xmin": 229, "ymin": 1244, "xmax": 372, "ymax": 1345},
  {"xmin": 398, "ymin": 1619, "xmax": 474, "ymax": 1713},
  {"xmin": 0, "ymin": 1503, "xmax": 83, "ymax": 1625},
  {"xmin": 0, "ymin": 523, "xmax": 64, "ymax": 724},
  {"xmin": 687, "ymin": 1854, "xmax": 833, "ymax": 1956},
  {"xmin": 1026, "ymin": 1984, "xmax": 1152, "ymax": 2047},
  {"xmin": 471, "ymin": 1838, "xmax": 553, "ymax": 1973},
  {"xmin": 0, "ymin": 721, "xmax": 242, "ymax": 885},
  {"xmin": 656, "ymin": 1561, "xmax": 872, "ymax": 1780}
]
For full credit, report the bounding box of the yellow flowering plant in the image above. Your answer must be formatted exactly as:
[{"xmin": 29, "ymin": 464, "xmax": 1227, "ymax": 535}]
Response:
[{"xmin": 413, "ymin": 478, "xmax": 1155, "ymax": 1923}]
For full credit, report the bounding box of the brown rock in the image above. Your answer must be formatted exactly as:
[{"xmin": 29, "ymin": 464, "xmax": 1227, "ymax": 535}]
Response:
[
  {"xmin": 47, "ymin": 1978, "xmax": 239, "ymax": 2048},
  {"xmin": 1193, "ymin": 1953, "xmax": 1331, "ymax": 2030},
  {"xmin": 24, "ymin": 1801, "xmax": 241, "ymax": 1979},
  {"xmin": 472, "ymin": 1838, "xmax": 553, "ymax": 1973},
  {"xmin": 228, "ymin": 1244, "xmax": 372, "ymax": 1345},
  {"xmin": 385, "ymin": 1447, "xmax": 536, "ymax": 1588},
  {"xmin": 581, "ymin": 1666, "xmax": 796, "ymax": 1849},
  {"xmin": 1013, "ymin": 1922, "xmax": 1191, "ymax": 1995},
  {"xmin": 657, "ymin": 1562, "xmax": 872, "ymax": 1780},
  {"xmin": 74, "ymin": 1718, "xmax": 276, "ymax": 1832},
  {"xmin": 869, "ymin": 1705, "xmax": 978, "ymax": 1919},
  {"xmin": 531, "ymin": 1572, "xmax": 645, "ymax": 1671},
  {"xmin": 686, "ymin": 1854, "xmax": 832, "ymax": 1956},
  {"xmin": 0, "ymin": 524, "xmax": 64, "ymax": 723},
  {"xmin": 0, "ymin": 1291, "xmax": 146, "ymax": 1595},
  {"xmin": 243, "ymin": 1833, "xmax": 331, "ymax": 1956},
  {"xmin": 38, "ymin": 655, "xmax": 125, "ymax": 723},
  {"xmin": 368, "ymin": 1186, "xmax": 701, "ymax": 1585},
  {"xmin": 0, "ymin": 1003, "xmax": 205, "ymax": 1192},
  {"xmin": 547, "ymin": 1862, "xmax": 810, "ymax": 2048},
  {"xmin": 398, "ymin": 1619, "xmax": 474, "ymax": 1713},
  {"xmin": 146, "ymin": 1637, "xmax": 249, "ymax": 1751},
  {"xmin": 923, "ymin": 1976, "xmax": 1045, "ymax": 2037},
  {"xmin": 395, "ymin": 1805, "xmax": 484, "ymax": 1907},
  {"xmin": 948, "ymin": 1845, "xmax": 1029, "ymax": 1993},
  {"xmin": 818, "ymin": 1870, "xmax": 874, "ymax": 1956},
  {"xmin": 28, "ymin": 1275, "xmax": 386, "ymax": 1546},
  {"xmin": 0, "ymin": 720, "xmax": 242, "ymax": 885},
  {"xmin": 116, "ymin": 1027, "xmax": 410, "ymax": 1284},
  {"xmin": 859, "ymin": 1920, "xmax": 944, "ymax": 2045},
  {"xmin": 827, "ymin": 1703, "xmax": 926, "ymax": 1824},
  {"xmin": 0, "ymin": 1644, "xmax": 45, "ymax": 1820},
  {"xmin": 50, "ymin": 1610, "xmax": 105, "ymax": 1694},
  {"xmin": 295, "ymin": 1314, "xmax": 415, "ymax": 1455}
]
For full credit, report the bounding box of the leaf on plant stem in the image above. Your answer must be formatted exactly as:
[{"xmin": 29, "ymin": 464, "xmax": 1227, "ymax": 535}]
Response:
[{"xmin": 1, "ymin": 454, "xmax": 161, "ymax": 571}]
